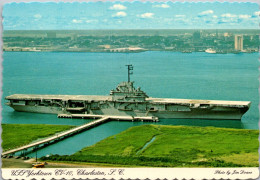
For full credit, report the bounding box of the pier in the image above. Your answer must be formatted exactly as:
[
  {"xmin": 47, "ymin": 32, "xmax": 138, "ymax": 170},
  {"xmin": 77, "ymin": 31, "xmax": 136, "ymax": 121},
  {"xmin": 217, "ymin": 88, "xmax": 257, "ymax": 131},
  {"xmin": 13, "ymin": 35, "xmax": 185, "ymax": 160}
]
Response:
[
  {"xmin": 58, "ymin": 114, "xmax": 159, "ymax": 122},
  {"xmin": 2, "ymin": 117, "xmax": 110, "ymax": 156},
  {"xmin": 2, "ymin": 115, "xmax": 158, "ymax": 156}
]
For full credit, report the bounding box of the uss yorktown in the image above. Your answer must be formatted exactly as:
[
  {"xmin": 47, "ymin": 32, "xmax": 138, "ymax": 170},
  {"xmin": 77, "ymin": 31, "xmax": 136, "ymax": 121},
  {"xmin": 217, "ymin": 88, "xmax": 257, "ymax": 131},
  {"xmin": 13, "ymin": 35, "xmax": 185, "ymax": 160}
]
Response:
[{"xmin": 5, "ymin": 65, "xmax": 250, "ymax": 120}]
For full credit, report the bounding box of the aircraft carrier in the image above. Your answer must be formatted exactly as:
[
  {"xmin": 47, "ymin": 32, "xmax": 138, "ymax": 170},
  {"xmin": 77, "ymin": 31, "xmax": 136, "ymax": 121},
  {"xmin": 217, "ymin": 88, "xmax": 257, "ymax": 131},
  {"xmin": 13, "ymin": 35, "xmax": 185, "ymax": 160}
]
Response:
[{"xmin": 5, "ymin": 65, "xmax": 250, "ymax": 120}]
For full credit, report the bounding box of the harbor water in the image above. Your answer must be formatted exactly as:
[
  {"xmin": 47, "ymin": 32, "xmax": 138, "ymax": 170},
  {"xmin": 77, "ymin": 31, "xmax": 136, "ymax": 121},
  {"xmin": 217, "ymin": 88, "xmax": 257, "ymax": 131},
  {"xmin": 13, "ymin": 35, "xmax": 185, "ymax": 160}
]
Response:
[{"xmin": 2, "ymin": 51, "xmax": 259, "ymax": 157}]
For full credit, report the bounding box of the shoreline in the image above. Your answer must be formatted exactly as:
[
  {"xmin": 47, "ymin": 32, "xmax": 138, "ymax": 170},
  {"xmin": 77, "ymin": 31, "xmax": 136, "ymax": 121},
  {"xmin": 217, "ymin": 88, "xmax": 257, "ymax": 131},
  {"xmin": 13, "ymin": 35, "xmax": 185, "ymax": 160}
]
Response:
[{"xmin": 3, "ymin": 50, "xmax": 257, "ymax": 54}]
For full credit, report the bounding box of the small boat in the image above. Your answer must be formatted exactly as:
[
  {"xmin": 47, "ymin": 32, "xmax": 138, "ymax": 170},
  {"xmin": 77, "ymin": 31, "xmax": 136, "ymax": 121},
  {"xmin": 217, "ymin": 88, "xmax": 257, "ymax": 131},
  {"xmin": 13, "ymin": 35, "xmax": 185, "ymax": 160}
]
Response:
[{"xmin": 205, "ymin": 48, "xmax": 216, "ymax": 53}]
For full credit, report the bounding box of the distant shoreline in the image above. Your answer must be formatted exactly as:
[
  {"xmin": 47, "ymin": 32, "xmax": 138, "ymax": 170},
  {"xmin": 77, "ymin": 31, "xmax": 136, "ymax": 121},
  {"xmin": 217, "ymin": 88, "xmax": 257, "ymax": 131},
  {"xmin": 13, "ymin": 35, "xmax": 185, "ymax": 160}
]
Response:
[
  {"xmin": 3, "ymin": 50, "xmax": 257, "ymax": 54},
  {"xmin": 4, "ymin": 29, "xmax": 259, "ymax": 54}
]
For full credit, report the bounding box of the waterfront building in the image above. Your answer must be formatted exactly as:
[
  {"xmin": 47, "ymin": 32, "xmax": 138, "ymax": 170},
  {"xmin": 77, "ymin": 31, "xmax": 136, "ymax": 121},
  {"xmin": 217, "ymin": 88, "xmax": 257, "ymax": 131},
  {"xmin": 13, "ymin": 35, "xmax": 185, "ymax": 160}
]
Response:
[
  {"xmin": 234, "ymin": 35, "xmax": 243, "ymax": 51},
  {"xmin": 224, "ymin": 32, "xmax": 230, "ymax": 37}
]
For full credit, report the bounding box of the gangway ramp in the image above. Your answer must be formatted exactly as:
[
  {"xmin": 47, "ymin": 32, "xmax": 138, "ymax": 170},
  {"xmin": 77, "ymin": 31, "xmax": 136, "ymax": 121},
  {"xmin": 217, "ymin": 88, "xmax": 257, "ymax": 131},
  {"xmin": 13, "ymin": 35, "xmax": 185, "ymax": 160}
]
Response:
[
  {"xmin": 58, "ymin": 114, "xmax": 159, "ymax": 122},
  {"xmin": 2, "ymin": 116, "xmax": 110, "ymax": 156}
]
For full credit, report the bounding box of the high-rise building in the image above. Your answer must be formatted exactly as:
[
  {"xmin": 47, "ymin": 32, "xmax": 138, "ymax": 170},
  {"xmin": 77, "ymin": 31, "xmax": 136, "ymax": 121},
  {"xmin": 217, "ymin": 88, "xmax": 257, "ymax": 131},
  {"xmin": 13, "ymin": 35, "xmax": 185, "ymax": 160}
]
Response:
[{"xmin": 234, "ymin": 35, "xmax": 243, "ymax": 51}]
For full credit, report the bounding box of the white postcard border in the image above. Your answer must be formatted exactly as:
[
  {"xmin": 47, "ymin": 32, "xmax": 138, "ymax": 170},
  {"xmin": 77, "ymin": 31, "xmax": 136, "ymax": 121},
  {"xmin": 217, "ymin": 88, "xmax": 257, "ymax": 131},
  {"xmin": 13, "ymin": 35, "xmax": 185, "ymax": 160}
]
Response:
[
  {"xmin": 2, "ymin": 168, "xmax": 260, "ymax": 179},
  {"xmin": 1, "ymin": 0, "xmax": 259, "ymax": 180}
]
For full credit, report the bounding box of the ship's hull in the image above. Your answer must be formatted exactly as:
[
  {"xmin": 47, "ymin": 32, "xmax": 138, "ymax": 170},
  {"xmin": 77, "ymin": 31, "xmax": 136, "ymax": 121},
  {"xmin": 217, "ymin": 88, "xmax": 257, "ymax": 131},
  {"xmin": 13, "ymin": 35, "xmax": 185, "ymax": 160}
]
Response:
[
  {"xmin": 6, "ymin": 94, "xmax": 250, "ymax": 120},
  {"xmin": 151, "ymin": 109, "xmax": 245, "ymax": 120},
  {"xmin": 10, "ymin": 105, "xmax": 64, "ymax": 114},
  {"xmin": 10, "ymin": 105, "xmax": 245, "ymax": 120}
]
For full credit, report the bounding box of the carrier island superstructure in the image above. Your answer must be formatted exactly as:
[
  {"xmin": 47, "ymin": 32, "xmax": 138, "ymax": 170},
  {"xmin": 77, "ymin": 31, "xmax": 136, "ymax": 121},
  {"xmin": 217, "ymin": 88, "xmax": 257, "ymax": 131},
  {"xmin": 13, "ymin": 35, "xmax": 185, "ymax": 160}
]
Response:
[{"xmin": 5, "ymin": 65, "xmax": 250, "ymax": 120}]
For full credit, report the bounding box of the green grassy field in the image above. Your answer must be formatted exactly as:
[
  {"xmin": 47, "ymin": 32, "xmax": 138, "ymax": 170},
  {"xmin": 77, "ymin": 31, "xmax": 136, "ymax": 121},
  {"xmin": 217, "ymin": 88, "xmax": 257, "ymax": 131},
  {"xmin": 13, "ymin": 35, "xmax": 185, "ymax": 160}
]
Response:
[
  {"xmin": 2, "ymin": 124, "xmax": 74, "ymax": 151},
  {"xmin": 42, "ymin": 125, "xmax": 259, "ymax": 167}
]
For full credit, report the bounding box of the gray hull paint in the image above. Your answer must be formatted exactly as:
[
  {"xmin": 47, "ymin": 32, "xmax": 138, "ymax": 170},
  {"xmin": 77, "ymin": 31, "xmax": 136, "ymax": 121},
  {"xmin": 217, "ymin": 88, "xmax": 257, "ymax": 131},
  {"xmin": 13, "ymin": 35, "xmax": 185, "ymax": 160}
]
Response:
[
  {"xmin": 11, "ymin": 105, "xmax": 63, "ymax": 114},
  {"xmin": 10, "ymin": 104, "xmax": 246, "ymax": 120}
]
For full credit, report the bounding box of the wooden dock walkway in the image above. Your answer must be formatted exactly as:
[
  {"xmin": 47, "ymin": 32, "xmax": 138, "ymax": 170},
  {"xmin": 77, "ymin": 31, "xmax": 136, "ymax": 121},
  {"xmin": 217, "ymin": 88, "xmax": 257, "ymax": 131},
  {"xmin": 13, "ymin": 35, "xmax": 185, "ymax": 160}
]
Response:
[
  {"xmin": 2, "ymin": 116, "xmax": 110, "ymax": 156},
  {"xmin": 2, "ymin": 114, "xmax": 158, "ymax": 156},
  {"xmin": 58, "ymin": 114, "xmax": 159, "ymax": 122}
]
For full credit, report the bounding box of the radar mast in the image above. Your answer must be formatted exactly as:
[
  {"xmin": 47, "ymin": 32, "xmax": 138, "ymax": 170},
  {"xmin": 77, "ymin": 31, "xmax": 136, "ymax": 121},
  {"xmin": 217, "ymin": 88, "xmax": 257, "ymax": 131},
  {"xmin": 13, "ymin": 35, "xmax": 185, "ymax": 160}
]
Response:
[{"xmin": 126, "ymin": 64, "xmax": 133, "ymax": 82}]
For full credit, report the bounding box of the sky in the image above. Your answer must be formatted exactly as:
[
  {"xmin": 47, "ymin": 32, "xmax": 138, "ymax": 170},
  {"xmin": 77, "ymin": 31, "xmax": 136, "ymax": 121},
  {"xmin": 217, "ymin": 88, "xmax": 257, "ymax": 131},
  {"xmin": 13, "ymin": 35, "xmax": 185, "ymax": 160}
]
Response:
[{"xmin": 3, "ymin": 2, "xmax": 260, "ymax": 30}]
